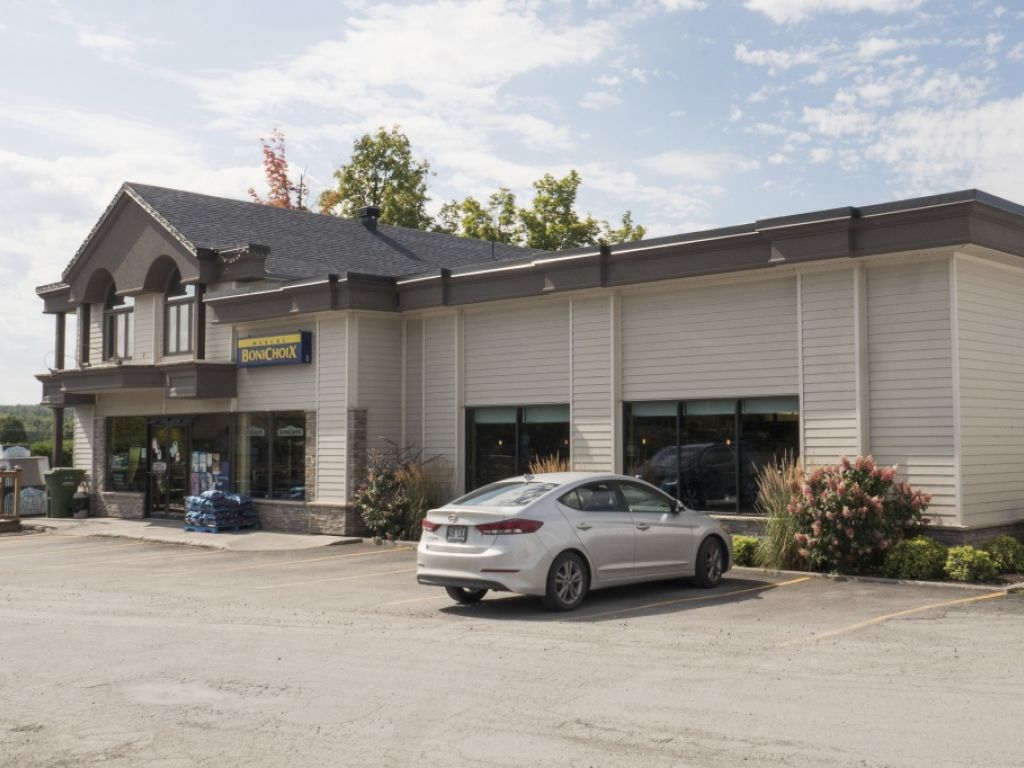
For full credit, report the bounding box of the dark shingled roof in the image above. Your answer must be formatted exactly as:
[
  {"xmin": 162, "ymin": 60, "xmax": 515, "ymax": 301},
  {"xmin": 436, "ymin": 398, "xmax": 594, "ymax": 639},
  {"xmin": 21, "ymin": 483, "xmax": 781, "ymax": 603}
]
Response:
[{"xmin": 127, "ymin": 183, "xmax": 544, "ymax": 279}]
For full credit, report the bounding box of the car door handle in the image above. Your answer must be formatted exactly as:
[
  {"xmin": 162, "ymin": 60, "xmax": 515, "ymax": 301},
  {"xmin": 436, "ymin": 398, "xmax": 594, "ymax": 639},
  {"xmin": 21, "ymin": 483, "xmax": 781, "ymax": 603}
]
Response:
[
  {"xmin": 635, "ymin": 524, "xmax": 650, "ymax": 531},
  {"xmin": 576, "ymin": 523, "xmax": 592, "ymax": 530}
]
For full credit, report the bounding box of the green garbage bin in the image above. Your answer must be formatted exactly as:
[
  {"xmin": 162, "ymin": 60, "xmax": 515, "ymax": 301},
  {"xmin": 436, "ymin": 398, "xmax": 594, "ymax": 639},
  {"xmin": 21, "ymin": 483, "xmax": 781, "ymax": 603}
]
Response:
[{"xmin": 44, "ymin": 469, "xmax": 86, "ymax": 518}]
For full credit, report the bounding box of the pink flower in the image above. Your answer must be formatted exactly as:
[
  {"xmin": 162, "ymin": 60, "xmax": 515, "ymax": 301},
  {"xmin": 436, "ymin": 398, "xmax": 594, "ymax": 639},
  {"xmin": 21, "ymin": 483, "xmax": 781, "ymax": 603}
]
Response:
[
  {"xmin": 845, "ymin": 528, "xmax": 855, "ymax": 539},
  {"xmin": 879, "ymin": 539, "xmax": 890, "ymax": 550},
  {"xmin": 842, "ymin": 506, "xmax": 851, "ymax": 519},
  {"xmin": 795, "ymin": 533, "xmax": 808, "ymax": 545},
  {"xmin": 811, "ymin": 521, "xmax": 822, "ymax": 537},
  {"xmin": 798, "ymin": 548, "xmax": 810, "ymax": 559}
]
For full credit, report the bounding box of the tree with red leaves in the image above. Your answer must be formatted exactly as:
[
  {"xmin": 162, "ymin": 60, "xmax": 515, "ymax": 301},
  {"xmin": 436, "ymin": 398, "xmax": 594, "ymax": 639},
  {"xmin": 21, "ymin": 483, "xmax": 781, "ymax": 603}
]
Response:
[{"xmin": 248, "ymin": 128, "xmax": 309, "ymax": 211}]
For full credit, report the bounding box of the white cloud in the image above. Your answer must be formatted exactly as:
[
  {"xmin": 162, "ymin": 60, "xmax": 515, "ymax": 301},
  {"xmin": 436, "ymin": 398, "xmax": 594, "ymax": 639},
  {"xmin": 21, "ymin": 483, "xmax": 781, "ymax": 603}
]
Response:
[
  {"xmin": 810, "ymin": 147, "xmax": 834, "ymax": 162},
  {"xmin": 579, "ymin": 90, "xmax": 621, "ymax": 110},
  {"xmin": 857, "ymin": 36, "xmax": 905, "ymax": 59},
  {"xmin": 802, "ymin": 105, "xmax": 874, "ymax": 136},
  {"xmin": 658, "ymin": 0, "xmax": 707, "ymax": 9},
  {"xmin": 1009, "ymin": 42, "xmax": 1024, "ymax": 62},
  {"xmin": 729, "ymin": 105, "xmax": 744, "ymax": 121},
  {"xmin": 639, "ymin": 151, "xmax": 760, "ymax": 180},
  {"xmin": 867, "ymin": 95, "xmax": 1024, "ymax": 199},
  {"xmin": 734, "ymin": 42, "xmax": 828, "ymax": 73},
  {"xmin": 597, "ymin": 74, "xmax": 622, "ymax": 87},
  {"xmin": 743, "ymin": 0, "xmax": 925, "ymax": 25},
  {"xmin": 985, "ymin": 32, "xmax": 1004, "ymax": 54},
  {"xmin": 767, "ymin": 153, "xmax": 788, "ymax": 164}
]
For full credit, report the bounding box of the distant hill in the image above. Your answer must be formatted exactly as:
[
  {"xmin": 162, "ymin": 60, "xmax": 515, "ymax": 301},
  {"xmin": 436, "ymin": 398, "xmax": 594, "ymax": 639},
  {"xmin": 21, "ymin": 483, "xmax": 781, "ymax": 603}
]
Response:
[{"xmin": 0, "ymin": 405, "xmax": 73, "ymax": 444}]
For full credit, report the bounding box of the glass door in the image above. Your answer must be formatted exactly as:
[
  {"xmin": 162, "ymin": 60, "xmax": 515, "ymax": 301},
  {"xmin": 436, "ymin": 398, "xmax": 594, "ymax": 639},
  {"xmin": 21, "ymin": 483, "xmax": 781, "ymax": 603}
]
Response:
[{"xmin": 147, "ymin": 418, "xmax": 189, "ymax": 518}]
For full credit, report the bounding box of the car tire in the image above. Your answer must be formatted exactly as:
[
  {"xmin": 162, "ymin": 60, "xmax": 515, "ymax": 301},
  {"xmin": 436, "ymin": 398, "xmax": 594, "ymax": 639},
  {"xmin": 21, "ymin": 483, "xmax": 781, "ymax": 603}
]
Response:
[
  {"xmin": 445, "ymin": 587, "xmax": 487, "ymax": 604},
  {"xmin": 542, "ymin": 551, "xmax": 589, "ymax": 612},
  {"xmin": 693, "ymin": 537, "xmax": 725, "ymax": 588}
]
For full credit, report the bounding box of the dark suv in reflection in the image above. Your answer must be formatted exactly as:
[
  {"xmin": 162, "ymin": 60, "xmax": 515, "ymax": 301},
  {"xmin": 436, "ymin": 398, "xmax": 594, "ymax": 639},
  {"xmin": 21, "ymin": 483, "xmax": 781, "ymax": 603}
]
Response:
[{"xmin": 637, "ymin": 443, "xmax": 764, "ymax": 510}]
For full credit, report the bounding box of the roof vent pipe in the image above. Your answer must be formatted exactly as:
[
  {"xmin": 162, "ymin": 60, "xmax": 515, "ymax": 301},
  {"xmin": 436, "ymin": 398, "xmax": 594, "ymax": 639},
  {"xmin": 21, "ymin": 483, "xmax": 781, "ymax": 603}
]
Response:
[{"xmin": 357, "ymin": 205, "xmax": 381, "ymax": 231}]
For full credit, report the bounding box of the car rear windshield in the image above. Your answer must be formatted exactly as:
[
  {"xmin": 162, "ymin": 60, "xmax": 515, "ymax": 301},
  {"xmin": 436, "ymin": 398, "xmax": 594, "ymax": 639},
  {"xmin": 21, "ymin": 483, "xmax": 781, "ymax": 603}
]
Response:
[{"xmin": 452, "ymin": 482, "xmax": 559, "ymax": 507}]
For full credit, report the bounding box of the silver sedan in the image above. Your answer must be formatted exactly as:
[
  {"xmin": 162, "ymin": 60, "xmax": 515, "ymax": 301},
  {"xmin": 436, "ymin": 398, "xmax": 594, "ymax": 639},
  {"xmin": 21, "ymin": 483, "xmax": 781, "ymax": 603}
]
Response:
[{"xmin": 416, "ymin": 472, "xmax": 733, "ymax": 611}]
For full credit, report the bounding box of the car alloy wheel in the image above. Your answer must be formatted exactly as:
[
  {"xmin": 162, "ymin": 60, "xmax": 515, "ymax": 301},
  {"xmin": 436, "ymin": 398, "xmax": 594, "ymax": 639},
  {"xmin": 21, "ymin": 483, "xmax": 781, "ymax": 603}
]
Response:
[
  {"xmin": 543, "ymin": 552, "xmax": 589, "ymax": 611},
  {"xmin": 693, "ymin": 538, "xmax": 724, "ymax": 588}
]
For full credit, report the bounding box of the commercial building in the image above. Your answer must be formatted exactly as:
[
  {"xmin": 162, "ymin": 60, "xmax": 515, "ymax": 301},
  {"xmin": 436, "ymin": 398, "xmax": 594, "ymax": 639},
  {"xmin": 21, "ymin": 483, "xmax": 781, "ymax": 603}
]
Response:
[{"xmin": 36, "ymin": 184, "xmax": 1024, "ymax": 541}]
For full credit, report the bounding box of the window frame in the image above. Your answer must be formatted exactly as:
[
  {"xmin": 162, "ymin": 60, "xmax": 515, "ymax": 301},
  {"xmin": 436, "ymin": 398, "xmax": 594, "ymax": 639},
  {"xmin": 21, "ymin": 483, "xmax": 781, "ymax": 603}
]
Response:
[
  {"xmin": 102, "ymin": 286, "xmax": 134, "ymax": 361},
  {"xmin": 163, "ymin": 271, "xmax": 195, "ymax": 356},
  {"xmin": 617, "ymin": 480, "xmax": 676, "ymax": 515}
]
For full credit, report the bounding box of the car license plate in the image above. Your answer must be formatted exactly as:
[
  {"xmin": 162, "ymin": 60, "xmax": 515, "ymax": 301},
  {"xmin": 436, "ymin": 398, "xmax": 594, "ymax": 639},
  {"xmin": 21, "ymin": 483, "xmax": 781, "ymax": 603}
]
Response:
[{"xmin": 446, "ymin": 525, "xmax": 468, "ymax": 543}]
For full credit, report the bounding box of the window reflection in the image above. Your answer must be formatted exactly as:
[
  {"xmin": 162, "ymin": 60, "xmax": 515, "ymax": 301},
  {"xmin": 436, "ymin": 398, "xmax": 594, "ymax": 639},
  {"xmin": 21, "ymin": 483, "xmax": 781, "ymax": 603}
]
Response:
[
  {"xmin": 467, "ymin": 405, "xmax": 569, "ymax": 490},
  {"xmin": 625, "ymin": 397, "xmax": 799, "ymax": 514}
]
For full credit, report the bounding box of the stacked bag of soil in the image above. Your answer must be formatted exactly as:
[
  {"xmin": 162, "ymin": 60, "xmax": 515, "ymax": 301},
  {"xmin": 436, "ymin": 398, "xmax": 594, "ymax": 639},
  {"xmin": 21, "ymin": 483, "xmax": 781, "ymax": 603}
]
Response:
[{"xmin": 184, "ymin": 490, "xmax": 259, "ymax": 530}]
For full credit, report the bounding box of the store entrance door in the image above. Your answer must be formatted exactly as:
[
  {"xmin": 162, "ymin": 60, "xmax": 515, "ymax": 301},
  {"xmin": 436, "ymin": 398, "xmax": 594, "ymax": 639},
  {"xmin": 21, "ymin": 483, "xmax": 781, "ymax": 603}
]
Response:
[{"xmin": 147, "ymin": 418, "xmax": 189, "ymax": 518}]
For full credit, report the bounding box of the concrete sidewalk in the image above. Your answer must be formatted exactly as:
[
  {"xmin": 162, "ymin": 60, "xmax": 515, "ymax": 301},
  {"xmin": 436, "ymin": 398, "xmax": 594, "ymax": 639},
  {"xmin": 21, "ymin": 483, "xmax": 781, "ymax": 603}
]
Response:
[{"xmin": 18, "ymin": 517, "xmax": 361, "ymax": 552}]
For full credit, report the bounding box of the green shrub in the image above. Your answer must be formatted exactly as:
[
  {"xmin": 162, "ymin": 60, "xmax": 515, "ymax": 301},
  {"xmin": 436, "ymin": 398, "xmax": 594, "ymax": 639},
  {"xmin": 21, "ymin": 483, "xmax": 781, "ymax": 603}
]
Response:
[
  {"xmin": 880, "ymin": 536, "xmax": 948, "ymax": 580},
  {"xmin": 789, "ymin": 455, "xmax": 931, "ymax": 574},
  {"xmin": 983, "ymin": 535, "xmax": 1024, "ymax": 574},
  {"xmin": 355, "ymin": 444, "xmax": 452, "ymax": 541},
  {"xmin": 732, "ymin": 535, "xmax": 759, "ymax": 567},
  {"xmin": 754, "ymin": 454, "xmax": 803, "ymax": 570},
  {"xmin": 945, "ymin": 545, "xmax": 999, "ymax": 582}
]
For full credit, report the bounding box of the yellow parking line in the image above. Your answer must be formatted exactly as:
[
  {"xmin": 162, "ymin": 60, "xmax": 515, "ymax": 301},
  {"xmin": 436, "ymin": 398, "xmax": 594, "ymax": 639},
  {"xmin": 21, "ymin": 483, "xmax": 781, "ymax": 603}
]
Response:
[
  {"xmin": 162, "ymin": 545, "xmax": 414, "ymax": 576},
  {"xmin": 778, "ymin": 590, "xmax": 1005, "ymax": 647},
  {"xmin": 573, "ymin": 576, "xmax": 813, "ymax": 621},
  {"xmin": 13, "ymin": 547, "xmax": 222, "ymax": 572},
  {"xmin": 0, "ymin": 540, "xmax": 140, "ymax": 561},
  {"xmin": 255, "ymin": 567, "xmax": 416, "ymax": 591}
]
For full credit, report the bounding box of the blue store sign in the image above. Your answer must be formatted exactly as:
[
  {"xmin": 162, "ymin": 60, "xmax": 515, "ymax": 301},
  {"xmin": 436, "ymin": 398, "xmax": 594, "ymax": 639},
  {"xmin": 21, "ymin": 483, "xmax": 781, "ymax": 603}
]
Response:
[{"xmin": 237, "ymin": 331, "xmax": 313, "ymax": 368}]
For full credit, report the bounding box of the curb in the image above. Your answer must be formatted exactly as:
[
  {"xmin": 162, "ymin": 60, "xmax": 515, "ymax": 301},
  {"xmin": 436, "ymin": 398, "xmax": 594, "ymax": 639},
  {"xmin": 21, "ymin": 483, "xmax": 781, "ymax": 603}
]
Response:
[{"xmin": 731, "ymin": 565, "xmax": 1014, "ymax": 594}]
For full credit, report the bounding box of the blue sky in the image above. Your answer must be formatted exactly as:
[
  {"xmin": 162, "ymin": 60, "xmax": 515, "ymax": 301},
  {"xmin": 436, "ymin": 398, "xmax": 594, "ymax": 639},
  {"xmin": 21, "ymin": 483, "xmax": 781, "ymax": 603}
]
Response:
[{"xmin": 1, "ymin": 0, "xmax": 1022, "ymax": 403}]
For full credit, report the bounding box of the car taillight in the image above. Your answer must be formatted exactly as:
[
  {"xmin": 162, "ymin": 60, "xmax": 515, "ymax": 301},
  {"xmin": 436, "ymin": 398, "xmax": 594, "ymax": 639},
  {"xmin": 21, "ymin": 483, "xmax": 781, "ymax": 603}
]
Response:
[
  {"xmin": 422, "ymin": 518, "xmax": 441, "ymax": 532},
  {"xmin": 476, "ymin": 518, "xmax": 544, "ymax": 535}
]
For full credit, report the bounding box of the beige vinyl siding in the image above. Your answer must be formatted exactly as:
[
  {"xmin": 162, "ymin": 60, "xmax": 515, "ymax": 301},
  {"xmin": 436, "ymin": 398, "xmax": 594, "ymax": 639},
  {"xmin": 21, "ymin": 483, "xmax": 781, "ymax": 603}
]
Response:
[
  {"xmin": 205, "ymin": 316, "xmax": 233, "ymax": 362},
  {"xmin": 571, "ymin": 297, "xmax": 613, "ymax": 471},
  {"xmin": 89, "ymin": 302, "xmax": 103, "ymax": 362},
  {"xmin": 955, "ymin": 256, "xmax": 1024, "ymax": 527},
  {"xmin": 621, "ymin": 277, "xmax": 799, "ymax": 400},
  {"xmin": 404, "ymin": 318, "xmax": 424, "ymax": 450},
  {"xmin": 464, "ymin": 301, "xmax": 570, "ymax": 406},
  {"xmin": 357, "ymin": 316, "xmax": 403, "ymax": 451},
  {"xmin": 235, "ymin": 325, "xmax": 315, "ymax": 412},
  {"xmin": 867, "ymin": 259, "xmax": 956, "ymax": 521},
  {"xmin": 316, "ymin": 316, "xmax": 348, "ymax": 502},
  {"xmin": 95, "ymin": 392, "xmax": 232, "ymax": 417},
  {"xmin": 132, "ymin": 294, "xmax": 157, "ymax": 364},
  {"xmin": 72, "ymin": 406, "xmax": 94, "ymax": 474},
  {"xmin": 423, "ymin": 314, "xmax": 457, "ymax": 468},
  {"xmin": 800, "ymin": 269, "xmax": 858, "ymax": 466}
]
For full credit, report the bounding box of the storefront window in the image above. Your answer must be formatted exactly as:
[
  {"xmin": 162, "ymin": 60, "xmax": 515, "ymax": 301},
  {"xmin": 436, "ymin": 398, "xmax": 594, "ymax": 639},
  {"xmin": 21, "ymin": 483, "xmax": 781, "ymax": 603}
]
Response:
[
  {"xmin": 467, "ymin": 405, "xmax": 569, "ymax": 490},
  {"xmin": 624, "ymin": 397, "xmax": 800, "ymax": 514},
  {"xmin": 272, "ymin": 412, "xmax": 305, "ymax": 500},
  {"xmin": 234, "ymin": 412, "xmax": 305, "ymax": 500},
  {"xmin": 106, "ymin": 416, "xmax": 146, "ymax": 492},
  {"xmin": 190, "ymin": 414, "xmax": 232, "ymax": 496}
]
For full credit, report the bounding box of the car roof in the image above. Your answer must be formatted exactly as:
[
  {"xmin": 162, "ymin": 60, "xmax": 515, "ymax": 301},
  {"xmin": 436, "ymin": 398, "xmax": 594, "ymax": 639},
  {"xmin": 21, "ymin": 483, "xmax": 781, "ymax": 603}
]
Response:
[{"xmin": 495, "ymin": 472, "xmax": 635, "ymax": 485}]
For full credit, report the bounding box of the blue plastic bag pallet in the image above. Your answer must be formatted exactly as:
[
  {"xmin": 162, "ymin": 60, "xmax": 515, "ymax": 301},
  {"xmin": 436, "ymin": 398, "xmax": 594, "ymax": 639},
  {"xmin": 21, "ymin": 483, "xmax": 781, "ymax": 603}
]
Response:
[{"xmin": 183, "ymin": 521, "xmax": 261, "ymax": 534}]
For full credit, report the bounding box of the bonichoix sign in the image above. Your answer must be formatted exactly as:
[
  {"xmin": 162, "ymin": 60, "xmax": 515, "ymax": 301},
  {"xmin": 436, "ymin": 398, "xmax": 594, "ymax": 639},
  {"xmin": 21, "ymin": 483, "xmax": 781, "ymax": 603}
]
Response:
[{"xmin": 237, "ymin": 332, "xmax": 312, "ymax": 368}]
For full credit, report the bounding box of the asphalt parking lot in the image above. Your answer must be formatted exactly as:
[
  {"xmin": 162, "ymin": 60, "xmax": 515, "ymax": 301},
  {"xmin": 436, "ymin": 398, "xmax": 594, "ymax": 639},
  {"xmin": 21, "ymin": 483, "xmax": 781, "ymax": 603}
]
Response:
[{"xmin": 2, "ymin": 531, "xmax": 1022, "ymax": 768}]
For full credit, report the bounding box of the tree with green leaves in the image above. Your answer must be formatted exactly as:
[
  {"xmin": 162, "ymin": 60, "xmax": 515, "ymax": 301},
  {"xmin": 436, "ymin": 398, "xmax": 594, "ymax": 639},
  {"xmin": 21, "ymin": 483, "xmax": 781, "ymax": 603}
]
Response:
[
  {"xmin": 436, "ymin": 170, "xmax": 645, "ymax": 249},
  {"xmin": 0, "ymin": 414, "xmax": 28, "ymax": 446},
  {"xmin": 318, "ymin": 126, "xmax": 433, "ymax": 229}
]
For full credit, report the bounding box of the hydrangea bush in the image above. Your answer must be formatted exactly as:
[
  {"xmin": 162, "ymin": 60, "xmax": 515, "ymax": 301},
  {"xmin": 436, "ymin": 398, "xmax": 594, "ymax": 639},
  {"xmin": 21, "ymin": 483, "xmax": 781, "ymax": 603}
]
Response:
[{"xmin": 789, "ymin": 455, "xmax": 930, "ymax": 574}]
